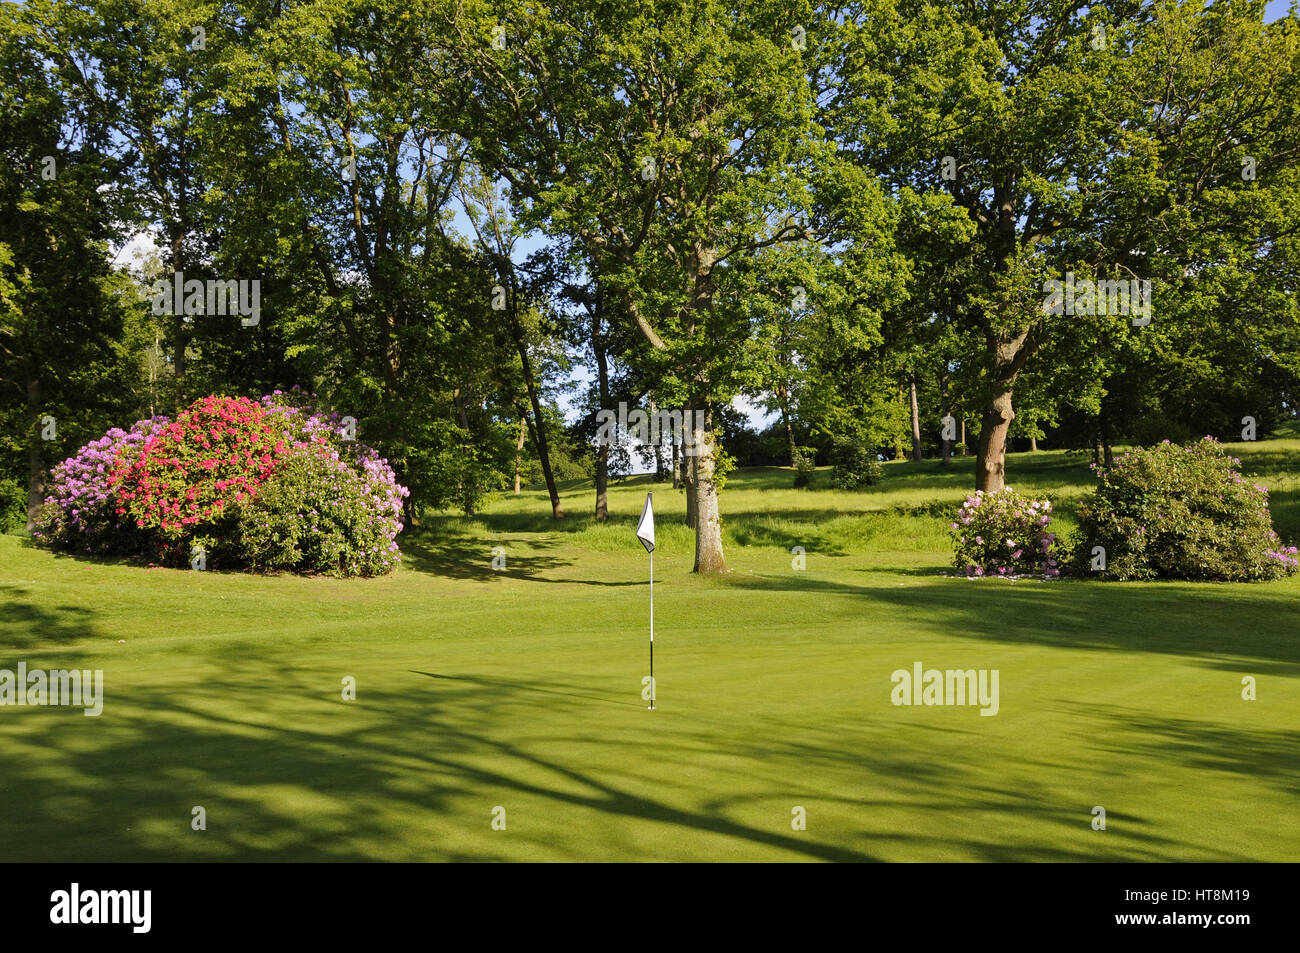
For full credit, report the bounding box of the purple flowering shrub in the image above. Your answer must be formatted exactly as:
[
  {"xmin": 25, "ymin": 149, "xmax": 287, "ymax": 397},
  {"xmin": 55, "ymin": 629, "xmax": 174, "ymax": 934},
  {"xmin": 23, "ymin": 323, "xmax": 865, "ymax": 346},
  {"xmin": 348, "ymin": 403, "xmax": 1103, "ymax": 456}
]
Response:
[
  {"xmin": 35, "ymin": 416, "xmax": 171, "ymax": 554},
  {"xmin": 1072, "ymin": 437, "xmax": 1297, "ymax": 581},
  {"xmin": 34, "ymin": 390, "xmax": 409, "ymax": 576},
  {"xmin": 951, "ymin": 488, "xmax": 1059, "ymax": 578}
]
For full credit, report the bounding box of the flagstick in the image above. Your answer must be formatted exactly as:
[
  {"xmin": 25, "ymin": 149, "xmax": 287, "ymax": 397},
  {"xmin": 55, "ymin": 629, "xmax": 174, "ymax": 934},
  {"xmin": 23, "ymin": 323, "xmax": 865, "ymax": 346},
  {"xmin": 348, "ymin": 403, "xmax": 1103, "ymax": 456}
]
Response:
[
  {"xmin": 636, "ymin": 491, "xmax": 656, "ymax": 711},
  {"xmin": 648, "ymin": 548, "xmax": 655, "ymax": 710}
]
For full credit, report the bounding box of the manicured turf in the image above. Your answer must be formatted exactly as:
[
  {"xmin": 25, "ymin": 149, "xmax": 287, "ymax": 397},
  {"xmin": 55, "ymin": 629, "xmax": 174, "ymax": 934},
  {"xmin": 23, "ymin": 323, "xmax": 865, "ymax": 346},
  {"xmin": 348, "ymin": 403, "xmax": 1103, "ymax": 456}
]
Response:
[{"xmin": 2, "ymin": 444, "xmax": 1298, "ymax": 861}]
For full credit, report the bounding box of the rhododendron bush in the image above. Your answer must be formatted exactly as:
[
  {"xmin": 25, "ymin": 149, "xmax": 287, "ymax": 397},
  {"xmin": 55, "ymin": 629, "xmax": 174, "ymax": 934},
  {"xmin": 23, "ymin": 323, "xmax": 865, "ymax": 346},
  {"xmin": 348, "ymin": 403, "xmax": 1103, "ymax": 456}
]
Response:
[
  {"xmin": 1072, "ymin": 437, "xmax": 1297, "ymax": 582},
  {"xmin": 37, "ymin": 415, "xmax": 170, "ymax": 554},
  {"xmin": 237, "ymin": 444, "xmax": 400, "ymax": 577},
  {"xmin": 35, "ymin": 391, "xmax": 408, "ymax": 576},
  {"xmin": 950, "ymin": 487, "xmax": 1060, "ymax": 579}
]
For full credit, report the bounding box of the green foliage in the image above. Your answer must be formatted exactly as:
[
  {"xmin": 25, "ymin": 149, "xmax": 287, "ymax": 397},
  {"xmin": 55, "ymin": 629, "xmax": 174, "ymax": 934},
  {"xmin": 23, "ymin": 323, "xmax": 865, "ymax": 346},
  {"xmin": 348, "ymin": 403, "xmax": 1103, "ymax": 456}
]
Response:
[
  {"xmin": 3, "ymin": 0, "xmax": 1299, "ymax": 539},
  {"xmin": 0, "ymin": 477, "xmax": 24, "ymax": 532},
  {"xmin": 712, "ymin": 439, "xmax": 737, "ymax": 493},
  {"xmin": 792, "ymin": 447, "xmax": 816, "ymax": 488},
  {"xmin": 0, "ymin": 3, "xmax": 156, "ymax": 528},
  {"xmin": 236, "ymin": 446, "xmax": 398, "ymax": 578},
  {"xmin": 830, "ymin": 441, "xmax": 882, "ymax": 490},
  {"xmin": 1073, "ymin": 438, "xmax": 1298, "ymax": 581},
  {"xmin": 819, "ymin": 0, "xmax": 1300, "ymax": 491}
]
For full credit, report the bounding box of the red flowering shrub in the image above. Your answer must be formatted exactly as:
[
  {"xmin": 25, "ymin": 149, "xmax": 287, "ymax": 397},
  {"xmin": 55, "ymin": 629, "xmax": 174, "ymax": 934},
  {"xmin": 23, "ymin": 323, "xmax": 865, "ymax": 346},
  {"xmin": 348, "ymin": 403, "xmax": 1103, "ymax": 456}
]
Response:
[{"xmin": 107, "ymin": 396, "xmax": 291, "ymax": 565}]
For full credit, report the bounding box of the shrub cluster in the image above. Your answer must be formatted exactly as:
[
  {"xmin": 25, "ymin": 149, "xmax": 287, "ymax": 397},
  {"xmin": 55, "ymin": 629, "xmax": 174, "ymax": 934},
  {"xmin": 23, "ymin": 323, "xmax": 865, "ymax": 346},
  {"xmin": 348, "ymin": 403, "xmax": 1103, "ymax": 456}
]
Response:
[
  {"xmin": 951, "ymin": 487, "xmax": 1059, "ymax": 578},
  {"xmin": 35, "ymin": 391, "xmax": 408, "ymax": 576},
  {"xmin": 1072, "ymin": 437, "xmax": 1297, "ymax": 581},
  {"xmin": 0, "ymin": 478, "xmax": 26, "ymax": 533},
  {"xmin": 792, "ymin": 447, "xmax": 816, "ymax": 488},
  {"xmin": 830, "ymin": 440, "xmax": 883, "ymax": 490},
  {"xmin": 237, "ymin": 444, "xmax": 400, "ymax": 576}
]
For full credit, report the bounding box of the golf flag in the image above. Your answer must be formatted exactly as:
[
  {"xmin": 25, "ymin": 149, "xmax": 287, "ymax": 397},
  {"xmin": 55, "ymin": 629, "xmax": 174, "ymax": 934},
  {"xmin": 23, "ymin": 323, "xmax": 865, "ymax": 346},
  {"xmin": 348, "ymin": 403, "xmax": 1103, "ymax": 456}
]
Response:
[
  {"xmin": 638, "ymin": 492, "xmax": 656, "ymax": 710},
  {"xmin": 636, "ymin": 492, "xmax": 655, "ymax": 553}
]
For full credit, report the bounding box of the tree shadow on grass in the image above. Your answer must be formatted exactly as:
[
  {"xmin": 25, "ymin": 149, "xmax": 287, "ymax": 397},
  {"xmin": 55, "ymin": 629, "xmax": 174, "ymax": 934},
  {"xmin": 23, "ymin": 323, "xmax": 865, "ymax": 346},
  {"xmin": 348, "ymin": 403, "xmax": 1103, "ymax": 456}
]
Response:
[
  {"xmin": 0, "ymin": 661, "xmax": 883, "ymax": 861},
  {"xmin": 399, "ymin": 532, "xmax": 570, "ymax": 582},
  {"xmin": 723, "ymin": 509, "xmax": 963, "ymax": 556},
  {"xmin": 399, "ymin": 531, "xmax": 641, "ymax": 587},
  {"xmin": 724, "ymin": 512, "xmax": 857, "ymax": 555},
  {"xmin": 0, "ymin": 584, "xmax": 101, "ymax": 658},
  {"xmin": 17, "ymin": 536, "xmax": 156, "ymax": 570},
  {"xmin": 1075, "ymin": 703, "xmax": 1300, "ymax": 799},
  {"xmin": 723, "ymin": 571, "xmax": 1300, "ymax": 670},
  {"xmin": 850, "ymin": 566, "xmax": 960, "ymax": 578},
  {"xmin": 1, "ymin": 645, "xmax": 1283, "ymax": 861}
]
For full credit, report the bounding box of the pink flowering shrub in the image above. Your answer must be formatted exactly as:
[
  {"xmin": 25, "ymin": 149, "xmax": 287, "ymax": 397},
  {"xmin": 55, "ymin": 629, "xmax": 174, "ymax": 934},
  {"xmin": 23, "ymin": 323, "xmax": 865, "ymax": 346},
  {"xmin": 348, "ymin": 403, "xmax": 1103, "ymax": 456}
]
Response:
[
  {"xmin": 112, "ymin": 397, "xmax": 283, "ymax": 523},
  {"xmin": 106, "ymin": 396, "xmax": 289, "ymax": 565},
  {"xmin": 1072, "ymin": 437, "xmax": 1297, "ymax": 581},
  {"xmin": 951, "ymin": 487, "xmax": 1059, "ymax": 579},
  {"xmin": 35, "ymin": 391, "xmax": 409, "ymax": 576}
]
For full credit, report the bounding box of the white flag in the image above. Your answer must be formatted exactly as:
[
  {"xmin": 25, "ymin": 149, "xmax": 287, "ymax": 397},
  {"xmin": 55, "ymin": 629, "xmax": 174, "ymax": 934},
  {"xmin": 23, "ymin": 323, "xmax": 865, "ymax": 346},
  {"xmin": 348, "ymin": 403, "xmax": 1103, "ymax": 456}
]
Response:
[{"xmin": 636, "ymin": 492, "xmax": 654, "ymax": 553}]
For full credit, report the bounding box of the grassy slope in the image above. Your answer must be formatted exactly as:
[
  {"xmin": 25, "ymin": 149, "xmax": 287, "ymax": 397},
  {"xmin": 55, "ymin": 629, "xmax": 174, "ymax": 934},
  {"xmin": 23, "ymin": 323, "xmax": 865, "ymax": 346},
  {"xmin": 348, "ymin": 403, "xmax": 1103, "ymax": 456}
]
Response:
[{"xmin": 1, "ymin": 440, "xmax": 1298, "ymax": 861}]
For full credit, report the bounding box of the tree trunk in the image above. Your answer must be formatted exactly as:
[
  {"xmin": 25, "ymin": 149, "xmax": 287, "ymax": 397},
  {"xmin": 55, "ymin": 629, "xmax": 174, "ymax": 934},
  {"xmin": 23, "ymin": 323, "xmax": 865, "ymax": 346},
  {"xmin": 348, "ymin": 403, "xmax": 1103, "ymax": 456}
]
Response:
[
  {"xmin": 1100, "ymin": 409, "xmax": 1115, "ymax": 468},
  {"xmin": 940, "ymin": 373, "xmax": 952, "ymax": 467},
  {"xmin": 509, "ymin": 315, "xmax": 564, "ymax": 519},
  {"xmin": 976, "ymin": 387, "xmax": 1015, "ymax": 492},
  {"xmin": 687, "ymin": 407, "xmax": 726, "ymax": 573},
  {"xmin": 671, "ymin": 439, "xmax": 681, "ymax": 490},
  {"xmin": 24, "ymin": 372, "xmax": 45, "ymax": 532},
  {"xmin": 893, "ymin": 382, "xmax": 907, "ymax": 460},
  {"xmin": 168, "ymin": 88, "xmax": 191, "ymax": 407},
  {"xmin": 684, "ymin": 435, "xmax": 699, "ymax": 529},
  {"xmin": 975, "ymin": 328, "xmax": 1033, "ymax": 492},
  {"xmin": 909, "ymin": 370, "xmax": 923, "ymax": 461},
  {"xmin": 1030, "ymin": 435, "xmax": 1038, "ymax": 452},
  {"xmin": 595, "ymin": 444, "xmax": 609, "ymax": 520},
  {"xmin": 654, "ymin": 443, "xmax": 665, "ymax": 482},
  {"xmin": 455, "ymin": 391, "xmax": 476, "ymax": 517},
  {"xmin": 513, "ymin": 416, "xmax": 526, "ymax": 494},
  {"xmin": 680, "ymin": 239, "xmax": 728, "ymax": 574},
  {"xmin": 169, "ymin": 227, "xmax": 186, "ymax": 402},
  {"xmin": 778, "ymin": 385, "xmax": 797, "ymax": 466},
  {"xmin": 960, "ymin": 416, "xmax": 966, "ymax": 454},
  {"xmin": 592, "ymin": 278, "xmax": 611, "ymax": 519},
  {"xmin": 620, "ymin": 238, "xmax": 726, "ymax": 572}
]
